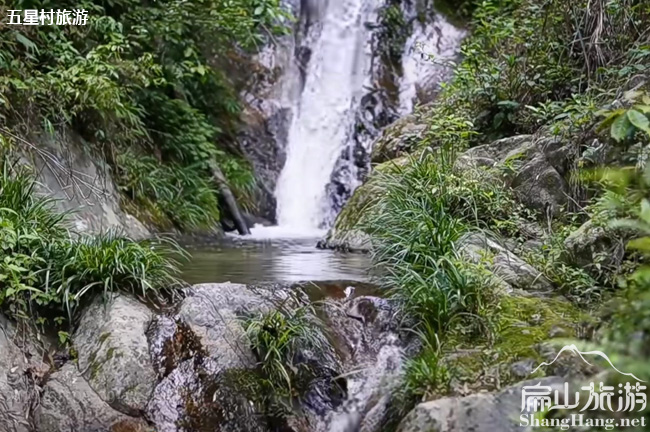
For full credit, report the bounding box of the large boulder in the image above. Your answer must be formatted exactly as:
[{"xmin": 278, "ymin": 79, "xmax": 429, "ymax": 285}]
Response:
[
  {"xmin": 456, "ymin": 135, "xmax": 572, "ymax": 217},
  {"xmin": 21, "ymin": 127, "xmax": 149, "ymax": 239},
  {"xmin": 147, "ymin": 283, "xmax": 347, "ymax": 432},
  {"xmin": 74, "ymin": 295, "xmax": 157, "ymax": 415},
  {"xmin": 146, "ymin": 356, "xmax": 268, "ymax": 432},
  {"xmin": 35, "ymin": 363, "xmax": 151, "ymax": 432},
  {"xmin": 396, "ymin": 377, "xmax": 564, "ymax": 432},
  {"xmin": 457, "ymin": 232, "xmax": 553, "ymax": 294},
  {"xmin": 563, "ymin": 220, "xmax": 625, "ymax": 276},
  {"xmin": 370, "ymin": 114, "xmax": 426, "ymax": 164},
  {"xmin": 0, "ymin": 315, "xmax": 48, "ymax": 432},
  {"xmin": 145, "ymin": 284, "xmax": 280, "ymax": 432},
  {"xmin": 320, "ymin": 158, "xmax": 408, "ymax": 252},
  {"xmin": 176, "ymin": 283, "xmax": 287, "ymax": 369},
  {"xmin": 319, "ymin": 180, "xmax": 375, "ymax": 252}
]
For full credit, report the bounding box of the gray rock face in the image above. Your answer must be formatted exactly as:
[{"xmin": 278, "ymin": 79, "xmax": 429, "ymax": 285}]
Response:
[
  {"xmin": 20, "ymin": 127, "xmax": 149, "ymax": 239},
  {"xmin": 146, "ymin": 357, "xmax": 267, "ymax": 432},
  {"xmin": 74, "ymin": 295, "xmax": 157, "ymax": 415},
  {"xmin": 457, "ymin": 232, "xmax": 553, "ymax": 294},
  {"xmin": 35, "ymin": 363, "xmax": 150, "ymax": 432},
  {"xmin": 324, "ymin": 296, "xmax": 403, "ymax": 365},
  {"xmin": 144, "ymin": 286, "xmax": 275, "ymax": 432},
  {"xmin": 564, "ymin": 220, "xmax": 625, "ymax": 276},
  {"xmin": 177, "ymin": 283, "xmax": 285, "ymax": 369},
  {"xmin": 147, "ymin": 283, "xmax": 347, "ymax": 432},
  {"xmin": 370, "ymin": 114, "xmax": 426, "ymax": 164},
  {"xmin": 320, "ymin": 176, "xmax": 377, "ymax": 253},
  {"xmin": 456, "ymin": 135, "xmax": 572, "ymax": 217},
  {"xmin": 0, "ymin": 315, "xmax": 47, "ymax": 432},
  {"xmin": 397, "ymin": 377, "xmax": 564, "ymax": 432},
  {"xmin": 323, "ymin": 295, "xmax": 407, "ymax": 432}
]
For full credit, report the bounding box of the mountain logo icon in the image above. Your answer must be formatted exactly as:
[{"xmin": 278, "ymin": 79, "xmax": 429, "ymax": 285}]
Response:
[{"xmin": 532, "ymin": 344, "xmax": 645, "ymax": 382}]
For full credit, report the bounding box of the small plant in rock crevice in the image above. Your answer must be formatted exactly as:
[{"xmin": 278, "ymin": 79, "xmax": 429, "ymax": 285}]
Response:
[{"xmin": 243, "ymin": 303, "xmax": 334, "ymax": 416}]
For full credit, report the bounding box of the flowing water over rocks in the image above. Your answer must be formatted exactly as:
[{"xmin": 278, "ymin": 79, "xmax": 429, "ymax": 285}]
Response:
[
  {"xmin": 8, "ymin": 281, "xmax": 410, "ymax": 432},
  {"xmin": 240, "ymin": 0, "xmax": 465, "ymax": 233}
]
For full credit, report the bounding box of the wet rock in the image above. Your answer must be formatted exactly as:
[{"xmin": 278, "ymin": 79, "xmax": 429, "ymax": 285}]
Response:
[
  {"xmin": 456, "ymin": 135, "xmax": 572, "ymax": 217},
  {"xmin": 0, "ymin": 315, "xmax": 47, "ymax": 432},
  {"xmin": 148, "ymin": 282, "xmax": 347, "ymax": 432},
  {"xmin": 238, "ymin": 105, "xmax": 291, "ymax": 222},
  {"xmin": 320, "ymin": 180, "xmax": 375, "ymax": 252},
  {"xmin": 370, "ymin": 114, "xmax": 426, "ymax": 164},
  {"xmin": 35, "ymin": 363, "xmax": 150, "ymax": 432},
  {"xmin": 509, "ymin": 359, "xmax": 536, "ymax": 380},
  {"xmin": 146, "ymin": 358, "xmax": 267, "ymax": 432},
  {"xmin": 74, "ymin": 295, "xmax": 157, "ymax": 416},
  {"xmin": 396, "ymin": 377, "xmax": 564, "ymax": 432},
  {"xmin": 457, "ymin": 232, "xmax": 553, "ymax": 294},
  {"xmin": 177, "ymin": 283, "xmax": 292, "ymax": 369},
  {"xmin": 321, "ymin": 158, "xmax": 408, "ymax": 253},
  {"xmin": 564, "ymin": 220, "xmax": 625, "ymax": 276},
  {"xmin": 322, "ymin": 295, "xmax": 407, "ymax": 432},
  {"xmin": 323, "ymin": 296, "xmax": 402, "ymax": 365},
  {"xmin": 145, "ymin": 284, "xmax": 277, "ymax": 432}
]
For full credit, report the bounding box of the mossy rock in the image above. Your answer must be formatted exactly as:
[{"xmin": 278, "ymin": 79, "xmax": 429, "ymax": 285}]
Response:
[
  {"xmin": 444, "ymin": 295, "xmax": 594, "ymax": 393},
  {"xmin": 321, "ymin": 158, "xmax": 409, "ymax": 251},
  {"xmin": 371, "ymin": 114, "xmax": 427, "ymax": 164}
]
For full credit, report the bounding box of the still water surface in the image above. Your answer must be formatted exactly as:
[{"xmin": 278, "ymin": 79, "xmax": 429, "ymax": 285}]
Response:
[{"xmin": 180, "ymin": 236, "xmax": 372, "ymax": 285}]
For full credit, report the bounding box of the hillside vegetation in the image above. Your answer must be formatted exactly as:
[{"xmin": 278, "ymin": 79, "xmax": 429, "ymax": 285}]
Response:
[
  {"xmin": 1, "ymin": 0, "xmax": 287, "ymax": 230},
  {"xmin": 0, "ymin": 0, "xmax": 287, "ymax": 332},
  {"xmin": 351, "ymin": 0, "xmax": 650, "ymax": 427}
]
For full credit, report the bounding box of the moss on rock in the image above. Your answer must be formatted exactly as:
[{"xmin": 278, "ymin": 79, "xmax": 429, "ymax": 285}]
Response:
[
  {"xmin": 444, "ymin": 295, "xmax": 594, "ymax": 393},
  {"xmin": 321, "ymin": 158, "xmax": 408, "ymax": 252}
]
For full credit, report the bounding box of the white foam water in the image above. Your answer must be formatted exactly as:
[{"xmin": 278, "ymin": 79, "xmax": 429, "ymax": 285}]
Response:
[{"xmin": 274, "ymin": 0, "xmax": 378, "ymax": 232}]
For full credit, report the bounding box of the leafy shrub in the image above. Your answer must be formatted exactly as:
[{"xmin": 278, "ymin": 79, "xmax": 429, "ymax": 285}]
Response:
[
  {"xmin": 116, "ymin": 152, "xmax": 221, "ymax": 231},
  {"xmin": 0, "ymin": 160, "xmax": 181, "ymax": 328},
  {"xmin": 1, "ymin": 0, "xmax": 288, "ymax": 231},
  {"xmin": 244, "ymin": 304, "xmax": 329, "ymax": 414}
]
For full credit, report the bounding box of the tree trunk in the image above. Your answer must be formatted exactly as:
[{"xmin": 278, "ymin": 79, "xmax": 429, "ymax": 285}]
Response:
[{"xmin": 209, "ymin": 161, "xmax": 250, "ymax": 236}]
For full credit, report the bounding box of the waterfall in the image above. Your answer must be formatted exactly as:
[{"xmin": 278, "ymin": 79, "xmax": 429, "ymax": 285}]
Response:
[
  {"xmin": 274, "ymin": 0, "xmax": 378, "ymax": 233},
  {"xmin": 244, "ymin": 0, "xmax": 465, "ymax": 239}
]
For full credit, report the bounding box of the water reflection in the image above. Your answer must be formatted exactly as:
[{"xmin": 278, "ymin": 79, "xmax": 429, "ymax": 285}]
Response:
[{"xmin": 180, "ymin": 237, "xmax": 372, "ymax": 285}]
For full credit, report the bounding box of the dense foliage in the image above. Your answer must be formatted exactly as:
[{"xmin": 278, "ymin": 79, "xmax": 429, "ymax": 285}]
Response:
[
  {"xmin": 361, "ymin": 0, "xmax": 650, "ymax": 427},
  {"xmin": 244, "ymin": 303, "xmax": 331, "ymax": 415},
  {"xmin": 0, "ymin": 158, "xmax": 180, "ymax": 333},
  {"xmin": 0, "ymin": 0, "xmax": 288, "ymax": 230}
]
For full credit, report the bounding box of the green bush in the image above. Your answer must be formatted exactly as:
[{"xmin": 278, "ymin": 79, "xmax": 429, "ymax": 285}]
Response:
[
  {"xmin": 0, "ymin": 0, "xmax": 288, "ymax": 231},
  {"xmin": 244, "ymin": 304, "xmax": 329, "ymax": 414},
  {"xmin": 0, "ymin": 160, "xmax": 181, "ymax": 329},
  {"xmin": 116, "ymin": 152, "xmax": 221, "ymax": 231}
]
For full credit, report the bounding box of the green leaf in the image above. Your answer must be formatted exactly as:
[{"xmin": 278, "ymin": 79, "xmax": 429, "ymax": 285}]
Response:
[
  {"xmin": 635, "ymin": 105, "xmax": 650, "ymax": 114},
  {"xmin": 642, "ymin": 199, "xmax": 650, "ymax": 224},
  {"xmin": 610, "ymin": 113, "xmax": 633, "ymax": 142},
  {"xmin": 14, "ymin": 32, "xmax": 38, "ymax": 54},
  {"xmin": 628, "ymin": 237, "xmax": 650, "ymax": 253},
  {"xmin": 597, "ymin": 109, "xmax": 625, "ymax": 132},
  {"xmin": 627, "ymin": 110, "xmax": 650, "ymax": 134}
]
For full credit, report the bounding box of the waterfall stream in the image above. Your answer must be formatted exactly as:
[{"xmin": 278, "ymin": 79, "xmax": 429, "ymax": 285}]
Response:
[
  {"xmin": 185, "ymin": 2, "xmax": 466, "ymax": 430},
  {"xmin": 274, "ymin": 0, "xmax": 378, "ymax": 233},
  {"xmin": 248, "ymin": 0, "xmax": 466, "ymax": 238}
]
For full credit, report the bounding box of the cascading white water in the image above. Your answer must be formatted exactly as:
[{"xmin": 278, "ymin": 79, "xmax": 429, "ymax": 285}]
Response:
[
  {"xmin": 398, "ymin": 14, "xmax": 466, "ymax": 115},
  {"xmin": 274, "ymin": 0, "xmax": 378, "ymax": 233}
]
